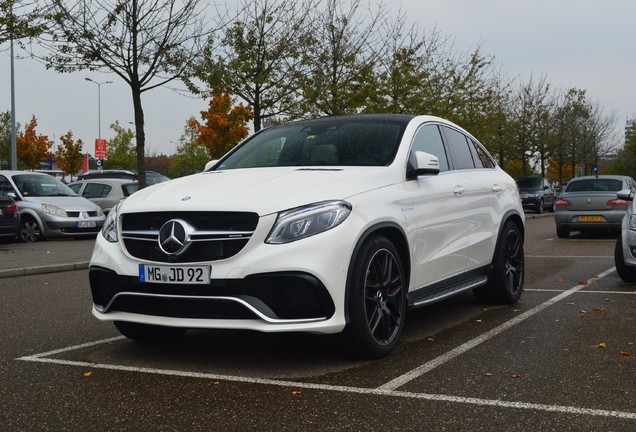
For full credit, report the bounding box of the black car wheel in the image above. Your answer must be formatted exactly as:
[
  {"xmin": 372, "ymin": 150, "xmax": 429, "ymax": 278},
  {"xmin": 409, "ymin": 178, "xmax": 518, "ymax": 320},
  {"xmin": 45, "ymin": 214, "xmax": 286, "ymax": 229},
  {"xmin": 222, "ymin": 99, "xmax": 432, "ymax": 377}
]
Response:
[
  {"xmin": 19, "ymin": 216, "xmax": 42, "ymax": 242},
  {"xmin": 615, "ymin": 237, "xmax": 636, "ymax": 283},
  {"xmin": 556, "ymin": 226, "xmax": 570, "ymax": 239},
  {"xmin": 114, "ymin": 321, "xmax": 187, "ymax": 343},
  {"xmin": 474, "ymin": 221, "xmax": 524, "ymax": 304},
  {"xmin": 535, "ymin": 199, "xmax": 544, "ymax": 214},
  {"xmin": 341, "ymin": 235, "xmax": 406, "ymax": 358}
]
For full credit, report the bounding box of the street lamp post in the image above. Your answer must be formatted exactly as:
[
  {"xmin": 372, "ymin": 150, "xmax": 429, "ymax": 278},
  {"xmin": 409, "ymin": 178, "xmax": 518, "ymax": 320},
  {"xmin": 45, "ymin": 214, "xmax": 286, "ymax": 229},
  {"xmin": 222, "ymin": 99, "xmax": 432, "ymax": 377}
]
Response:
[{"xmin": 85, "ymin": 78, "xmax": 113, "ymax": 140}]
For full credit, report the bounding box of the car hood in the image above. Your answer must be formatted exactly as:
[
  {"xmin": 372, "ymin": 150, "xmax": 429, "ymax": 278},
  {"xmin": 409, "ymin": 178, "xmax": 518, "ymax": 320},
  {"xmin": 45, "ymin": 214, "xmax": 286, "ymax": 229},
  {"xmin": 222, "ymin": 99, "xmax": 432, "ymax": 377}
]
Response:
[
  {"xmin": 22, "ymin": 196, "xmax": 99, "ymax": 211},
  {"xmin": 121, "ymin": 167, "xmax": 397, "ymax": 215}
]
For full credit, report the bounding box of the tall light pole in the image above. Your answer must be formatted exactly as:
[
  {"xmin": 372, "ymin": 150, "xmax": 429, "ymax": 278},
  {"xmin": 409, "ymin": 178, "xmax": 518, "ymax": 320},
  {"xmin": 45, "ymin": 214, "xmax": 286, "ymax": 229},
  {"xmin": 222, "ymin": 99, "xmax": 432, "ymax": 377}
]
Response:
[{"xmin": 84, "ymin": 78, "xmax": 113, "ymax": 140}]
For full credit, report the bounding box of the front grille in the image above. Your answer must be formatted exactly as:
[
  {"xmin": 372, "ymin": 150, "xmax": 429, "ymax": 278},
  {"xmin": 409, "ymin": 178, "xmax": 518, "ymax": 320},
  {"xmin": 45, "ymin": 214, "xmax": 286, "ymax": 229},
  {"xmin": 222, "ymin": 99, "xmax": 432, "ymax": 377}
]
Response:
[
  {"xmin": 67, "ymin": 211, "xmax": 100, "ymax": 217},
  {"xmin": 121, "ymin": 211, "xmax": 259, "ymax": 263}
]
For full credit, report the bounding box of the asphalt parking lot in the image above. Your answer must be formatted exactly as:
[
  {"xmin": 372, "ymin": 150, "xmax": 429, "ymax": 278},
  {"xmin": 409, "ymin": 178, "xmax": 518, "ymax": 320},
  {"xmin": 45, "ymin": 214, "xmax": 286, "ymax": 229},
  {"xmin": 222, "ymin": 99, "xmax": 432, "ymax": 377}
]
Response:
[{"xmin": 1, "ymin": 214, "xmax": 635, "ymax": 431}]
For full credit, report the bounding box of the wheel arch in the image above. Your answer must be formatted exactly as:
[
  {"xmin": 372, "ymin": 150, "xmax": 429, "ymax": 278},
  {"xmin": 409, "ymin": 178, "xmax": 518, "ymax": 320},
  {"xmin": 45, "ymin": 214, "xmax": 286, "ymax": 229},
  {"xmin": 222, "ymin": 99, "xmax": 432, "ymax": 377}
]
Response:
[
  {"xmin": 490, "ymin": 210, "xmax": 525, "ymax": 268},
  {"xmin": 343, "ymin": 222, "xmax": 411, "ymax": 325}
]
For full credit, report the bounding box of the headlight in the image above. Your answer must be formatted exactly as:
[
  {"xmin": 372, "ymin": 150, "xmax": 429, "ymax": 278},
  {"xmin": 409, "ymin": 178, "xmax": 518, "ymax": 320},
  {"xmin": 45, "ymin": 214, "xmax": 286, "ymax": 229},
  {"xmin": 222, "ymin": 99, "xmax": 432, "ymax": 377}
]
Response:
[
  {"xmin": 629, "ymin": 215, "xmax": 636, "ymax": 232},
  {"xmin": 96, "ymin": 206, "xmax": 104, "ymax": 216},
  {"xmin": 266, "ymin": 201, "xmax": 352, "ymax": 244},
  {"xmin": 42, "ymin": 204, "xmax": 67, "ymax": 217},
  {"xmin": 101, "ymin": 204, "xmax": 119, "ymax": 242}
]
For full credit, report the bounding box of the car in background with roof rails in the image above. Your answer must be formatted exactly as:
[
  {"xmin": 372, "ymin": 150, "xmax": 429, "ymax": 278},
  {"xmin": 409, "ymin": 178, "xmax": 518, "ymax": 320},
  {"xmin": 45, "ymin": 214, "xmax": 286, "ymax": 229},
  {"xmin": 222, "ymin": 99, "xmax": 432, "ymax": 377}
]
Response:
[
  {"xmin": 68, "ymin": 178, "xmax": 139, "ymax": 214},
  {"xmin": 89, "ymin": 114, "xmax": 525, "ymax": 358},
  {"xmin": 0, "ymin": 170, "xmax": 105, "ymax": 242},
  {"xmin": 0, "ymin": 195, "xmax": 19, "ymax": 242},
  {"xmin": 515, "ymin": 177, "xmax": 555, "ymax": 214},
  {"xmin": 78, "ymin": 170, "xmax": 169, "ymax": 185},
  {"xmin": 555, "ymin": 175, "xmax": 636, "ymax": 238}
]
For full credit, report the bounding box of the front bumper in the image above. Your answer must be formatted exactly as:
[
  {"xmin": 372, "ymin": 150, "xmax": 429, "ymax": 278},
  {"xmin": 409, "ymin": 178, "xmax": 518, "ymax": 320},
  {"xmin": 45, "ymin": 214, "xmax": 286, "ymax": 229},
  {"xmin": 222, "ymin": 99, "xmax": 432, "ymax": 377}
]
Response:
[
  {"xmin": 89, "ymin": 212, "xmax": 359, "ymax": 334},
  {"xmin": 41, "ymin": 214, "xmax": 105, "ymax": 237}
]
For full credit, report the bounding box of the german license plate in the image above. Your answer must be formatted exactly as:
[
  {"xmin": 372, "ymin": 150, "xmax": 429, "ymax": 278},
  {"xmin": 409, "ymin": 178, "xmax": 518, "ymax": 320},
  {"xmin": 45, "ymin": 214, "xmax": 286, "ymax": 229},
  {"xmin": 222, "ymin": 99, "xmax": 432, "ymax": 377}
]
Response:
[
  {"xmin": 76, "ymin": 221, "xmax": 96, "ymax": 228},
  {"xmin": 578, "ymin": 216, "xmax": 602, "ymax": 222},
  {"xmin": 139, "ymin": 264, "xmax": 210, "ymax": 284}
]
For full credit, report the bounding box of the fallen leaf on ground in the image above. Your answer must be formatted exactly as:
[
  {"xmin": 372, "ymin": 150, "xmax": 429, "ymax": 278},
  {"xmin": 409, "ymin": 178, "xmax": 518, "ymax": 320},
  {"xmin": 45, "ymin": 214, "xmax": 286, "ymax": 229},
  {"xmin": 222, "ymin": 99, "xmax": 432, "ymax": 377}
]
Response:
[
  {"xmin": 565, "ymin": 302, "xmax": 575, "ymax": 306},
  {"xmin": 620, "ymin": 351, "xmax": 631, "ymax": 356},
  {"xmin": 292, "ymin": 391, "xmax": 302, "ymax": 395},
  {"xmin": 578, "ymin": 281, "xmax": 588, "ymax": 286},
  {"xmin": 556, "ymin": 278, "xmax": 565, "ymax": 282},
  {"xmin": 83, "ymin": 372, "xmax": 92, "ymax": 377},
  {"xmin": 594, "ymin": 307, "xmax": 606, "ymax": 311},
  {"xmin": 596, "ymin": 343, "xmax": 607, "ymax": 348},
  {"xmin": 484, "ymin": 373, "xmax": 493, "ymax": 377},
  {"xmin": 511, "ymin": 374, "xmax": 522, "ymax": 378}
]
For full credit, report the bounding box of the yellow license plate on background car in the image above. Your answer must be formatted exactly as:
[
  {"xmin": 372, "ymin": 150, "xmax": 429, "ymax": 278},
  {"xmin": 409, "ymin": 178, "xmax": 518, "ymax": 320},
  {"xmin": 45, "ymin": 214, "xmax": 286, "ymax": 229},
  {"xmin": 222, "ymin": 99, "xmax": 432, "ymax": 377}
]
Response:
[{"xmin": 578, "ymin": 216, "xmax": 602, "ymax": 222}]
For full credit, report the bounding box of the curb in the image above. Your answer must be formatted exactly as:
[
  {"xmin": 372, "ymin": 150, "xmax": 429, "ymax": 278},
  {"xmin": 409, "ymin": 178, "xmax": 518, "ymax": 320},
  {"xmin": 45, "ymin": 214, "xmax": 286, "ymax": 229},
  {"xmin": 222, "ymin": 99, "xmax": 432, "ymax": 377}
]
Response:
[{"xmin": 0, "ymin": 262, "xmax": 89, "ymax": 279}]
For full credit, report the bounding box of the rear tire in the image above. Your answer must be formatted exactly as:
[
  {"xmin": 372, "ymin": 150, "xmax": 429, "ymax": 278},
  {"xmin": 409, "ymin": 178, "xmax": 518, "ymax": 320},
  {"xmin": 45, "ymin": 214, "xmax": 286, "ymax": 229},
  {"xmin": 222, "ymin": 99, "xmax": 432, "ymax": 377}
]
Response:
[
  {"xmin": 114, "ymin": 321, "xmax": 186, "ymax": 343},
  {"xmin": 535, "ymin": 199, "xmax": 544, "ymax": 214},
  {"xmin": 340, "ymin": 235, "xmax": 406, "ymax": 359},
  {"xmin": 556, "ymin": 227, "xmax": 570, "ymax": 239},
  {"xmin": 474, "ymin": 221, "xmax": 524, "ymax": 304},
  {"xmin": 615, "ymin": 237, "xmax": 636, "ymax": 283}
]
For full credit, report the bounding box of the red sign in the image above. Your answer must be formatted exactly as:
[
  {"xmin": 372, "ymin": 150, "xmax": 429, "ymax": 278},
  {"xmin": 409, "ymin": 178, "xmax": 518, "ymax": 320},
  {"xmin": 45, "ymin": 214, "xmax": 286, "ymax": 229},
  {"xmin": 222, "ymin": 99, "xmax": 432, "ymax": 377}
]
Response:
[{"xmin": 95, "ymin": 139, "xmax": 107, "ymax": 158}]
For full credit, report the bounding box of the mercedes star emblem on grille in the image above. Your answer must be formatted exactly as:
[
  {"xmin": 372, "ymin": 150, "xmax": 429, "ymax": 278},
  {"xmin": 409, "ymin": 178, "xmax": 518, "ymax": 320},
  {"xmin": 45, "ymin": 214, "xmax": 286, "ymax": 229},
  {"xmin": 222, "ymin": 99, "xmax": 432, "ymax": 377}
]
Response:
[{"xmin": 158, "ymin": 219, "xmax": 192, "ymax": 255}]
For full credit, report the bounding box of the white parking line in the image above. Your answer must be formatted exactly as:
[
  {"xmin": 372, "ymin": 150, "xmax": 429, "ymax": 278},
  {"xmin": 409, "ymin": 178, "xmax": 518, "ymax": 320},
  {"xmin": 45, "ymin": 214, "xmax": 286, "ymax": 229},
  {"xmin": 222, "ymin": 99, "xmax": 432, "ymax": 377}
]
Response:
[
  {"xmin": 526, "ymin": 255, "xmax": 613, "ymax": 259},
  {"xmin": 378, "ymin": 267, "xmax": 616, "ymax": 391},
  {"xmin": 16, "ymin": 267, "xmax": 636, "ymax": 421}
]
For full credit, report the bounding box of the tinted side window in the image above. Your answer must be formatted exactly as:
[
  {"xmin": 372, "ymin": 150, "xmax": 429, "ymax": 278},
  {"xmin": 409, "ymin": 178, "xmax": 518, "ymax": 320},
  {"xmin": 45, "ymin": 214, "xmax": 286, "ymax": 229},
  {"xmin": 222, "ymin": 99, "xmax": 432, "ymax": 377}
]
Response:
[
  {"xmin": 469, "ymin": 139, "xmax": 495, "ymax": 169},
  {"xmin": 0, "ymin": 176, "xmax": 16, "ymax": 196},
  {"xmin": 410, "ymin": 125, "xmax": 449, "ymax": 171},
  {"xmin": 442, "ymin": 126, "xmax": 475, "ymax": 170},
  {"xmin": 83, "ymin": 183, "xmax": 111, "ymax": 198}
]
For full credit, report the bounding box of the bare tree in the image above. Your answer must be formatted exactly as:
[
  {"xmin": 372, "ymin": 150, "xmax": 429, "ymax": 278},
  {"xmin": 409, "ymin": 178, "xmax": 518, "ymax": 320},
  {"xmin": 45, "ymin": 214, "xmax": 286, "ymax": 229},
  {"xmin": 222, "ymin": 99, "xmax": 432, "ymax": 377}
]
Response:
[
  {"xmin": 295, "ymin": 0, "xmax": 388, "ymax": 117},
  {"xmin": 40, "ymin": 0, "xmax": 221, "ymax": 187},
  {"xmin": 190, "ymin": 0, "xmax": 314, "ymax": 132}
]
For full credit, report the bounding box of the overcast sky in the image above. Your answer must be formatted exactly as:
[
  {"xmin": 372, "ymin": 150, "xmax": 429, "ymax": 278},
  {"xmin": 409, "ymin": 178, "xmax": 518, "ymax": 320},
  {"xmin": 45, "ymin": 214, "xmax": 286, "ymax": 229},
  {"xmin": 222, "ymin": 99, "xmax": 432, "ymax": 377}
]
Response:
[{"xmin": 1, "ymin": 0, "xmax": 635, "ymax": 156}]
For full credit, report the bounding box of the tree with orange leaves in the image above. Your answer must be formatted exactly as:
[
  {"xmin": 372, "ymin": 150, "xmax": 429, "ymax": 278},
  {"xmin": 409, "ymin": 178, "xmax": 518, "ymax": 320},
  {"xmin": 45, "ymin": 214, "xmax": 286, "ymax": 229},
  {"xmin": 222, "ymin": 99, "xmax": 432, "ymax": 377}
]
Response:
[
  {"xmin": 55, "ymin": 131, "xmax": 84, "ymax": 180},
  {"xmin": 16, "ymin": 115, "xmax": 53, "ymax": 169},
  {"xmin": 192, "ymin": 92, "xmax": 253, "ymax": 159}
]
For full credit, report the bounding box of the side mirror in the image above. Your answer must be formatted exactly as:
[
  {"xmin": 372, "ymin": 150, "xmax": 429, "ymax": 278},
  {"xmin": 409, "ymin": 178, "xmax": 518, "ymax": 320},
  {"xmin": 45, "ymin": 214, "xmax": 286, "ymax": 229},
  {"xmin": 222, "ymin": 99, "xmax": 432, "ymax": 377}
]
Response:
[
  {"xmin": 617, "ymin": 189, "xmax": 635, "ymax": 201},
  {"xmin": 7, "ymin": 192, "xmax": 18, "ymax": 199},
  {"xmin": 204, "ymin": 160, "xmax": 219, "ymax": 171},
  {"xmin": 408, "ymin": 151, "xmax": 440, "ymax": 179}
]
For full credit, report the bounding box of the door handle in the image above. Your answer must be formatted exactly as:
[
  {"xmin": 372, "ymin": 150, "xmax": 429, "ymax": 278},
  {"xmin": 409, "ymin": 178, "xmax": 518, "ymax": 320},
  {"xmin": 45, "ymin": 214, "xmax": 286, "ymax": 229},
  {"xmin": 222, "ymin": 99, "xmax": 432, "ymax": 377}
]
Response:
[
  {"xmin": 454, "ymin": 185, "xmax": 465, "ymax": 196},
  {"xmin": 492, "ymin": 184, "xmax": 503, "ymax": 194}
]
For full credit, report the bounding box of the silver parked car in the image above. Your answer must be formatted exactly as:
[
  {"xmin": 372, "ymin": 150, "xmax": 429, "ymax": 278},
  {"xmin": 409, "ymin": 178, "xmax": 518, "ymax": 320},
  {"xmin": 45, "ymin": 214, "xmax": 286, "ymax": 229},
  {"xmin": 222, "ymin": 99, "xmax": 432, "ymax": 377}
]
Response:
[
  {"xmin": 615, "ymin": 188, "xmax": 636, "ymax": 282},
  {"xmin": 0, "ymin": 171, "xmax": 105, "ymax": 242},
  {"xmin": 68, "ymin": 178, "xmax": 139, "ymax": 214},
  {"xmin": 555, "ymin": 175, "xmax": 636, "ymax": 238}
]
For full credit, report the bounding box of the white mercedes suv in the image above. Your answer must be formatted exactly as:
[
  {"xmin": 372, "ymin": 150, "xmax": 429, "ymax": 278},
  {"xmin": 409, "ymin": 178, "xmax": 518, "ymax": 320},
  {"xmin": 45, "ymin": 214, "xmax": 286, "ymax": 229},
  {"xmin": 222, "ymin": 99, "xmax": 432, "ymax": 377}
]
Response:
[{"xmin": 90, "ymin": 114, "xmax": 525, "ymax": 358}]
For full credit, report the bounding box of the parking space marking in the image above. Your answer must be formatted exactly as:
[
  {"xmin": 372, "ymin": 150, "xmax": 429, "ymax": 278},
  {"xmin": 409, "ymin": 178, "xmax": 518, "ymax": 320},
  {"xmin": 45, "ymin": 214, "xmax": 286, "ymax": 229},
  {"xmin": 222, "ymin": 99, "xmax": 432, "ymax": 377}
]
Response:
[
  {"xmin": 17, "ymin": 331, "xmax": 636, "ymax": 421},
  {"xmin": 527, "ymin": 289, "xmax": 636, "ymax": 295},
  {"xmin": 16, "ymin": 268, "xmax": 636, "ymax": 421},
  {"xmin": 378, "ymin": 267, "xmax": 616, "ymax": 391},
  {"xmin": 526, "ymin": 255, "xmax": 613, "ymax": 259}
]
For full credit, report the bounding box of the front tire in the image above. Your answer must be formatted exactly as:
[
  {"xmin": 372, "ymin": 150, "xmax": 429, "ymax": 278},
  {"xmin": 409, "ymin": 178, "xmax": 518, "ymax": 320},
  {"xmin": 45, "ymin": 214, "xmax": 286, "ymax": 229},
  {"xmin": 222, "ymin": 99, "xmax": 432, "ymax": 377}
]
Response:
[
  {"xmin": 341, "ymin": 235, "xmax": 406, "ymax": 358},
  {"xmin": 535, "ymin": 199, "xmax": 544, "ymax": 214},
  {"xmin": 114, "ymin": 321, "xmax": 186, "ymax": 343},
  {"xmin": 615, "ymin": 237, "xmax": 636, "ymax": 283},
  {"xmin": 474, "ymin": 221, "xmax": 524, "ymax": 304},
  {"xmin": 19, "ymin": 216, "xmax": 43, "ymax": 242}
]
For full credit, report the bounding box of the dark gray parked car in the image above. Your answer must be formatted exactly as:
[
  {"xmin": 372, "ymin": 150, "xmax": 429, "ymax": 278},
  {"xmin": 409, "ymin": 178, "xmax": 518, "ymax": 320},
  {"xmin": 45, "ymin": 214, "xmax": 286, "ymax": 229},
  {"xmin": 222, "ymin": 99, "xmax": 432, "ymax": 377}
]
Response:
[
  {"xmin": 515, "ymin": 177, "xmax": 556, "ymax": 214},
  {"xmin": 0, "ymin": 195, "xmax": 19, "ymax": 241},
  {"xmin": 555, "ymin": 175, "xmax": 636, "ymax": 238}
]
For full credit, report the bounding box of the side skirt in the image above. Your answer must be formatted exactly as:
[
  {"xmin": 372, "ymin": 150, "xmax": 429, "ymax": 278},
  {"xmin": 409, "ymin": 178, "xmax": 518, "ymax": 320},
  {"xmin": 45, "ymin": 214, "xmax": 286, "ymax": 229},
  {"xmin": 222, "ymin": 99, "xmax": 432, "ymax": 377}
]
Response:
[{"xmin": 407, "ymin": 266, "xmax": 491, "ymax": 309}]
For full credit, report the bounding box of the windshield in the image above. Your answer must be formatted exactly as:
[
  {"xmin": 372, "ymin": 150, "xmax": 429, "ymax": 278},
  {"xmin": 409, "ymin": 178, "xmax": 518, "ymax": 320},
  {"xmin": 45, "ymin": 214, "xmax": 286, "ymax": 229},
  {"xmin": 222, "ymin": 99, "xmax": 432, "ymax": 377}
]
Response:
[
  {"xmin": 214, "ymin": 118, "xmax": 408, "ymax": 170},
  {"xmin": 565, "ymin": 179, "xmax": 623, "ymax": 192},
  {"xmin": 13, "ymin": 174, "xmax": 77, "ymax": 197},
  {"xmin": 516, "ymin": 178, "xmax": 543, "ymax": 189}
]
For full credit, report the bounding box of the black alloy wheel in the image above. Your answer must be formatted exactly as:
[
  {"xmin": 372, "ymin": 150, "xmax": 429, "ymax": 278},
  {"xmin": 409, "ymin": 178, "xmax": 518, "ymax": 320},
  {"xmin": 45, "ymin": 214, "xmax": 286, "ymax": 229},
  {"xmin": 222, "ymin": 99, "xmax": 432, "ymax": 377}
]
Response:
[
  {"xmin": 475, "ymin": 221, "xmax": 524, "ymax": 304},
  {"xmin": 342, "ymin": 235, "xmax": 406, "ymax": 358}
]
